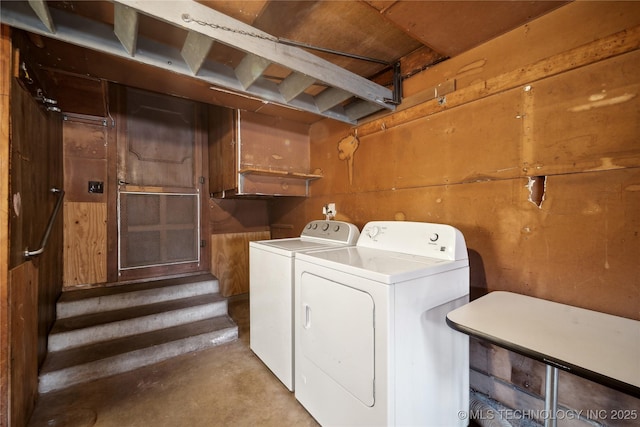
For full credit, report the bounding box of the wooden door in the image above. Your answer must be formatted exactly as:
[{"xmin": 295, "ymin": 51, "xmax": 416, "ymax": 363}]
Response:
[{"xmin": 116, "ymin": 87, "xmax": 208, "ymax": 280}]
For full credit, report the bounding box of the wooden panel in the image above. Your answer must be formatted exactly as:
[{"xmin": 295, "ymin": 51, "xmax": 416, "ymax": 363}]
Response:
[
  {"xmin": 210, "ymin": 231, "xmax": 270, "ymax": 297},
  {"xmin": 402, "ymin": 1, "xmax": 640, "ymax": 98},
  {"xmin": 209, "ymin": 198, "xmax": 269, "ymax": 234},
  {"xmin": 239, "ymin": 110, "xmax": 310, "ymax": 173},
  {"xmin": 9, "ymin": 262, "xmax": 38, "ymax": 427},
  {"xmin": 255, "ymin": 0, "xmax": 421, "ymax": 79},
  {"xmin": 379, "ymin": 21, "xmax": 640, "ymax": 141},
  {"xmin": 239, "ymin": 174, "xmax": 310, "ymax": 197},
  {"xmin": 308, "ymin": 42, "xmax": 639, "ymax": 194},
  {"xmin": 383, "ymin": 1, "xmax": 569, "ymax": 57},
  {"xmin": 352, "ymin": 88, "xmax": 523, "ymax": 192},
  {"xmin": 124, "ymin": 88, "xmax": 196, "ymax": 188},
  {"xmin": 63, "ymin": 202, "xmax": 107, "ymax": 288},
  {"xmin": 42, "ymin": 72, "xmax": 106, "ymax": 117},
  {"xmin": 526, "ymin": 50, "xmax": 640, "ymax": 175},
  {"xmin": 208, "ymin": 105, "xmax": 237, "ymax": 195},
  {"xmin": 0, "ymin": 24, "xmax": 12, "ymax": 427},
  {"xmin": 63, "ymin": 119, "xmax": 108, "ymax": 203},
  {"xmin": 9, "ymin": 68, "xmax": 64, "ymax": 370}
]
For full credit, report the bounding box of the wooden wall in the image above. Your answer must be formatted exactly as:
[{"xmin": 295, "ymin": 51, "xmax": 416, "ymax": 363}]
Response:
[
  {"xmin": 62, "ymin": 119, "xmax": 108, "ymax": 287},
  {"xmin": 8, "ymin": 262, "xmax": 38, "ymax": 427},
  {"xmin": 209, "ymin": 197, "xmax": 270, "ymax": 296},
  {"xmin": 60, "ymin": 97, "xmax": 271, "ymax": 293},
  {"xmin": 269, "ymin": 2, "xmax": 640, "ymax": 425},
  {"xmin": 211, "ymin": 230, "xmax": 271, "ymax": 297},
  {"xmin": 0, "ymin": 24, "xmax": 11, "ymax": 427},
  {"xmin": 3, "ymin": 28, "xmax": 65, "ymax": 427}
]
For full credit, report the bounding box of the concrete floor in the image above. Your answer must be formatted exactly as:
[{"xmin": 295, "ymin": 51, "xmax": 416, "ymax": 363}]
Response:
[{"xmin": 28, "ymin": 295, "xmax": 320, "ymax": 427}]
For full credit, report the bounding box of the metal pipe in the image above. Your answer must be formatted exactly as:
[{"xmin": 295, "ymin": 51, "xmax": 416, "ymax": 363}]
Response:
[
  {"xmin": 24, "ymin": 188, "xmax": 65, "ymax": 258},
  {"xmin": 278, "ymin": 38, "xmax": 390, "ymax": 65},
  {"xmin": 544, "ymin": 365, "xmax": 559, "ymax": 427}
]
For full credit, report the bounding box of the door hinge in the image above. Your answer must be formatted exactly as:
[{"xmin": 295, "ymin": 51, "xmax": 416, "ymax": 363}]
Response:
[
  {"xmin": 199, "ymin": 176, "xmax": 205, "ymax": 184},
  {"xmin": 200, "ymin": 239, "xmax": 207, "ymax": 248}
]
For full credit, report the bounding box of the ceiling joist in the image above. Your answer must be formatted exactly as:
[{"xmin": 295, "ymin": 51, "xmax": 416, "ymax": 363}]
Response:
[
  {"xmin": 113, "ymin": 3, "xmax": 138, "ymax": 56},
  {"xmin": 1, "ymin": 0, "xmax": 397, "ymax": 123},
  {"xmin": 181, "ymin": 31, "xmax": 215, "ymax": 75},
  {"xmin": 27, "ymin": 0, "xmax": 54, "ymax": 33}
]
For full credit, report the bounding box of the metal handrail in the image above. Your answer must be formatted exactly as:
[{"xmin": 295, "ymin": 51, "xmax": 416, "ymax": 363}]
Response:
[{"xmin": 24, "ymin": 187, "xmax": 65, "ymax": 258}]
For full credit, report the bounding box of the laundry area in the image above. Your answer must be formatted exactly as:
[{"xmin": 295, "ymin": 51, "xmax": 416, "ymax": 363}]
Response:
[{"xmin": 1, "ymin": 1, "xmax": 639, "ymax": 427}]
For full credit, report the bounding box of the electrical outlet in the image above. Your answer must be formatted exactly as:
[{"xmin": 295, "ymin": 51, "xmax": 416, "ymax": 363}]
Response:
[{"xmin": 323, "ymin": 203, "xmax": 337, "ymax": 218}]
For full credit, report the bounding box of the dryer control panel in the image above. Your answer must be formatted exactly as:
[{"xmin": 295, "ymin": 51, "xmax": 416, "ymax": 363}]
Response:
[
  {"xmin": 359, "ymin": 221, "xmax": 468, "ymax": 261},
  {"xmin": 301, "ymin": 220, "xmax": 360, "ymax": 245}
]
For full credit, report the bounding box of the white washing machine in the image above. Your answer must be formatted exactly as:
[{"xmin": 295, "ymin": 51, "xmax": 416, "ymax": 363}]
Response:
[
  {"xmin": 294, "ymin": 221, "xmax": 469, "ymax": 426},
  {"xmin": 249, "ymin": 220, "xmax": 360, "ymax": 391}
]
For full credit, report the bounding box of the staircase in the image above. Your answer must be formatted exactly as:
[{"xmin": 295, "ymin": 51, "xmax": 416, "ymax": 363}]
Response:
[{"xmin": 39, "ymin": 273, "xmax": 238, "ymax": 393}]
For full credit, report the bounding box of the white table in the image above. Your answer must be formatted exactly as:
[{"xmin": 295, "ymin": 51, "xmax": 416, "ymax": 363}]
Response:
[{"xmin": 446, "ymin": 291, "xmax": 640, "ymax": 427}]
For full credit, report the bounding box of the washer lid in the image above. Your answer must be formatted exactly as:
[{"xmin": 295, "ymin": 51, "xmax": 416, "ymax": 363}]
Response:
[
  {"xmin": 250, "ymin": 238, "xmax": 347, "ymax": 256},
  {"xmin": 296, "ymin": 246, "xmax": 468, "ymax": 284}
]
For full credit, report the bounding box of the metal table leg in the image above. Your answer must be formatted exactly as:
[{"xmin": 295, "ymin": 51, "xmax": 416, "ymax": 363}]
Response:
[{"xmin": 544, "ymin": 366, "xmax": 559, "ymax": 427}]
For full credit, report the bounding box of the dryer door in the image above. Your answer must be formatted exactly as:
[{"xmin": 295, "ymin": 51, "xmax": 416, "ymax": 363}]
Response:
[{"xmin": 299, "ymin": 273, "xmax": 375, "ymax": 406}]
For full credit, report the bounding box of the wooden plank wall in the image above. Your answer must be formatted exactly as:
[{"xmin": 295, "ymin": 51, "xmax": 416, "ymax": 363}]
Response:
[
  {"xmin": 62, "ymin": 120, "xmax": 108, "ymax": 288},
  {"xmin": 8, "ymin": 262, "xmax": 38, "ymax": 427},
  {"xmin": 269, "ymin": 2, "xmax": 640, "ymax": 425},
  {"xmin": 0, "ymin": 24, "xmax": 12, "ymax": 427},
  {"xmin": 211, "ymin": 231, "xmax": 271, "ymax": 297},
  {"xmin": 209, "ymin": 198, "xmax": 270, "ymax": 296},
  {"xmin": 3, "ymin": 28, "xmax": 64, "ymax": 427},
  {"xmin": 9, "ymin": 69, "xmax": 64, "ymax": 364}
]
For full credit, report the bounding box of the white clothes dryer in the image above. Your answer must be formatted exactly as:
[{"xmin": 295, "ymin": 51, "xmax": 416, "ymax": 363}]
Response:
[
  {"xmin": 294, "ymin": 221, "xmax": 469, "ymax": 426},
  {"xmin": 249, "ymin": 220, "xmax": 360, "ymax": 391}
]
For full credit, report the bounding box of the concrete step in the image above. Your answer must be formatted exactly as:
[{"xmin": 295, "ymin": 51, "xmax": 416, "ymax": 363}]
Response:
[
  {"xmin": 39, "ymin": 274, "xmax": 238, "ymax": 393},
  {"xmin": 39, "ymin": 316, "xmax": 238, "ymax": 393},
  {"xmin": 57, "ymin": 273, "xmax": 219, "ymax": 319},
  {"xmin": 49, "ymin": 294, "xmax": 229, "ymax": 351}
]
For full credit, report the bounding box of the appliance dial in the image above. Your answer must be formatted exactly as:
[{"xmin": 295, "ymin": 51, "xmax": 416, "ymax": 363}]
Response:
[
  {"xmin": 429, "ymin": 233, "xmax": 439, "ymax": 242},
  {"xmin": 367, "ymin": 226, "xmax": 381, "ymax": 238},
  {"xmin": 322, "ymin": 223, "xmax": 330, "ymax": 231}
]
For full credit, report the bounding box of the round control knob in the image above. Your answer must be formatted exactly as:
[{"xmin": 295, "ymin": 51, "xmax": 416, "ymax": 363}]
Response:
[
  {"xmin": 367, "ymin": 226, "xmax": 381, "ymax": 238},
  {"xmin": 306, "ymin": 223, "xmax": 313, "ymax": 229},
  {"xmin": 322, "ymin": 223, "xmax": 330, "ymax": 231},
  {"xmin": 429, "ymin": 233, "xmax": 439, "ymax": 242},
  {"xmin": 312, "ymin": 223, "xmax": 318, "ymax": 229},
  {"xmin": 333, "ymin": 225, "xmax": 341, "ymax": 232}
]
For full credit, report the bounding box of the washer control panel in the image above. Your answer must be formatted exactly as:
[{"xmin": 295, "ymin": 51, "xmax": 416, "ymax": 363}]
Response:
[{"xmin": 301, "ymin": 220, "xmax": 360, "ymax": 244}]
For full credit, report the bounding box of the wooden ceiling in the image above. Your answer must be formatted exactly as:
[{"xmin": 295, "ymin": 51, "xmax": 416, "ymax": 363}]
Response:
[{"xmin": 2, "ymin": 0, "xmax": 569, "ymax": 123}]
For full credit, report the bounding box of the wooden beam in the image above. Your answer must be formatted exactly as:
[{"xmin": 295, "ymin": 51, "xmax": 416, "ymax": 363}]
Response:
[
  {"xmin": 27, "ymin": 0, "xmax": 54, "ymax": 33},
  {"xmin": 279, "ymin": 72, "xmax": 316, "ymax": 102},
  {"xmin": 235, "ymin": 53, "xmax": 271, "ymax": 89},
  {"xmin": 114, "ymin": 3, "xmax": 138, "ymax": 56},
  {"xmin": 181, "ymin": 30, "xmax": 215, "ymax": 75}
]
